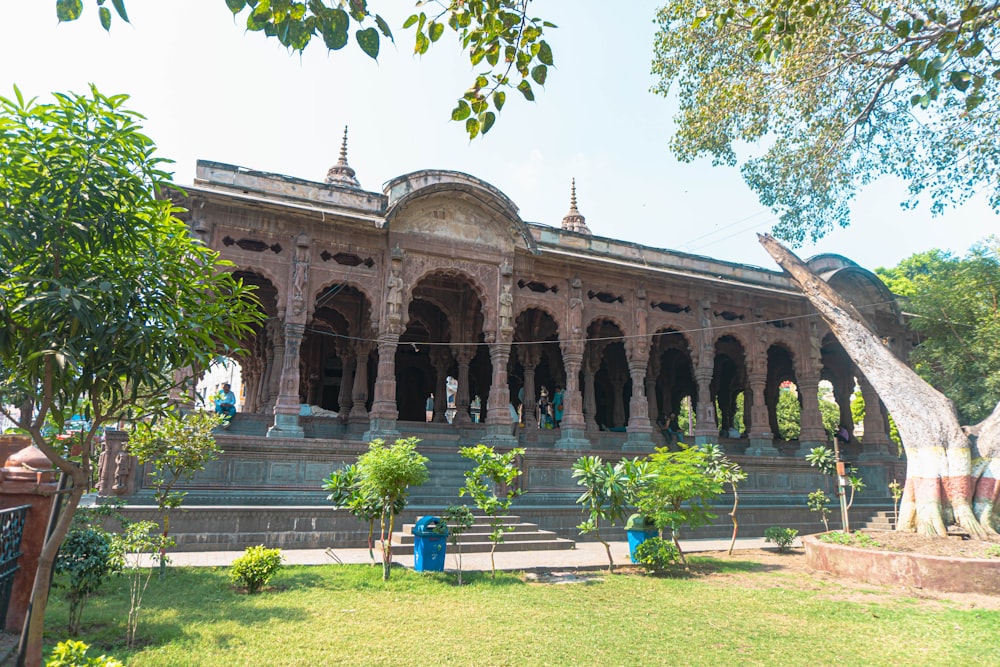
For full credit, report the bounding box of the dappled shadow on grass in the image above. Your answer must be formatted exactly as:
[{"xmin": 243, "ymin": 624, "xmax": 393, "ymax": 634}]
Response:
[{"xmin": 687, "ymin": 556, "xmax": 787, "ymax": 575}]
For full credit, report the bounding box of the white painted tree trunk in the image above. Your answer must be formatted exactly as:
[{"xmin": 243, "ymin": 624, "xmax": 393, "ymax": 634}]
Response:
[{"xmin": 759, "ymin": 234, "xmax": 999, "ymax": 538}]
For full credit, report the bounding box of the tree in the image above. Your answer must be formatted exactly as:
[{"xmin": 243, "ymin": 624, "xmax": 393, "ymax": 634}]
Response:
[
  {"xmin": 876, "ymin": 241, "xmax": 1000, "ymax": 425},
  {"xmin": 653, "ymin": 2, "xmax": 1000, "ymax": 244},
  {"xmin": 634, "ymin": 445, "xmax": 723, "ymax": 568},
  {"xmin": 55, "ymin": 0, "xmax": 554, "ymax": 140},
  {"xmin": 355, "ymin": 437, "xmax": 429, "ymax": 581},
  {"xmin": 459, "ymin": 444, "xmax": 524, "ymax": 578},
  {"xmin": 442, "ymin": 504, "xmax": 475, "ymax": 586},
  {"xmin": 701, "ymin": 444, "xmax": 746, "ymax": 556},
  {"xmin": 322, "ymin": 462, "xmax": 383, "ymax": 564},
  {"xmin": 0, "ymin": 87, "xmax": 260, "ymax": 665},
  {"xmin": 126, "ymin": 411, "xmax": 225, "ymax": 578},
  {"xmin": 760, "ymin": 234, "xmax": 1000, "ymax": 538},
  {"xmin": 571, "ymin": 455, "xmax": 646, "ymax": 572}
]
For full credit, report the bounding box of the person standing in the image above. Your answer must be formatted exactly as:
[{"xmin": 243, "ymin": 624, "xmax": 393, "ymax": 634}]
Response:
[{"xmin": 552, "ymin": 385, "xmax": 564, "ymax": 428}]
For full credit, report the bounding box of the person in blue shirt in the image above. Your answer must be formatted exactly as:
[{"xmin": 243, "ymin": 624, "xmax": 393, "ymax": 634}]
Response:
[{"xmin": 214, "ymin": 382, "xmax": 237, "ymax": 426}]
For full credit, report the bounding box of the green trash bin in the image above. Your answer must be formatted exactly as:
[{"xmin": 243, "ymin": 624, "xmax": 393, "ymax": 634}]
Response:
[{"xmin": 625, "ymin": 514, "xmax": 657, "ymax": 563}]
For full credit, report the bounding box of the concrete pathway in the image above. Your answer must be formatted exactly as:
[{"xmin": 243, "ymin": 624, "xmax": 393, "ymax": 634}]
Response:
[{"xmin": 141, "ymin": 537, "xmax": 788, "ymax": 571}]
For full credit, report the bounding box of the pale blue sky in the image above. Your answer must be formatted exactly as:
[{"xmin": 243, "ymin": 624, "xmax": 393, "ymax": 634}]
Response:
[{"xmin": 2, "ymin": 1, "xmax": 995, "ymax": 271}]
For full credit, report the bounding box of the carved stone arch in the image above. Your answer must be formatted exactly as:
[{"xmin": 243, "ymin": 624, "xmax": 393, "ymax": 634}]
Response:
[
  {"xmin": 384, "ymin": 170, "xmax": 538, "ymax": 254},
  {"xmin": 713, "ymin": 329, "xmax": 752, "ymax": 358},
  {"xmin": 767, "ymin": 341, "xmax": 798, "ymax": 384},
  {"xmin": 309, "ymin": 280, "xmax": 377, "ymax": 334},
  {"xmin": 226, "ymin": 264, "xmax": 283, "ymax": 315},
  {"xmin": 585, "ymin": 315, "xmax": 628, "ymax": 341},
  {"xmin": 652, "ymin": 324, "xmax": 696, "ymax": 353},
  {"xmin": 514, "ymin": 302, "xmax": 562, "ymax": 339},
  {"xmin": 409, "ymin": 266, "xmax": 490, "ymax": 314}
]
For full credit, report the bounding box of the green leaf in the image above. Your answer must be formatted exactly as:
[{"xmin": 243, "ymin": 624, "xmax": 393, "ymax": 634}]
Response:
[
  {"xmin": 537, "ymin": 40, "xmax": 553, "ymax": 66},
  {"xmin": 56, "ymin": 0, "xmax": 83, "ymax": 22},
  {"xmin": 451, "ymin": 100, "xmax": 471, "ymax": 121},
  {"xmin": 466, "ymin": 117, "xmax": 480, "ymax": 139},
  {"xmin": 428, "ymin": 21, "xmax": 444, "ymax": 43},
  {"xmin": 481, "ymin": 111, "xmax": 496, "ymax": 135},
  {"xmin": 402, "ymin": 14, "xmax": 419, "ymax": 29},
  {"xmin": 492, "ymin": 90, "xmax": 505, "ymax": 111},
  {"xmin": 965, "ymin": 93, "xmax": 984, "ymax": 111},
  {"xmin": 322, "ymin": 10, "xmax": 349, "ymax": 50},
  {"xmin": 99, "ymin": 6, "xmax": 111, "ymax": 31},
  {"xmin": 517, "ymin": 80, "xmax": 534, "ymax": 101},
  {"xmin": 356, "ymin": 27, "xmax": 379, "ymax": 59},
  {"xmin": 112, "ymin": 0, "xmax": 129, "ymax": 22},
  {"xmin": 950, "ymin": 70, "xmax": 972, "ymax": 92},
  {"xmin": 374, "ymin": 13, "xmax": 393, "ymax": 41},
  {"xmin": 531, "ymin": 64, "xmax": 547, "ymax": 85},
  {"xmin": 225, "ymin": 0, "xmax": 247, "ymax": 13}
]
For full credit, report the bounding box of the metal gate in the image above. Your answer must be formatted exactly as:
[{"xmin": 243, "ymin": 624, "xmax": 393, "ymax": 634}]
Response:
[{"xmin": 0, "ymin": 505, "xmax": 30, "ymax": 630}]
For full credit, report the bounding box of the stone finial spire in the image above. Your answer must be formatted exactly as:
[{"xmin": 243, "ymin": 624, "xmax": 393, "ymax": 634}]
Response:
[
  {"xmin": 325, "ymin": 126, "xmax": 361, "ymax": 187},
  {"xmin": 561, "ymin": 178, "xmax": 591, "ymax": 235}
]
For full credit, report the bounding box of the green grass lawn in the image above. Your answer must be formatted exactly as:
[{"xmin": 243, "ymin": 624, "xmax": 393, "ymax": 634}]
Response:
[{"xmin": 45, "ymin": 558, "xmax": 997, "ymax": 666}]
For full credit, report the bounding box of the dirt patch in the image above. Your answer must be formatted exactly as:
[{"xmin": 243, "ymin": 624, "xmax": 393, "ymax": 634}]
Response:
[
  {"xmin": 694, "ymin": 542, "xmax": 1000, "ymax": 611},
  {"xmin": 848, "ymin": 529, "xmax": 1000, "ymax": 558}
]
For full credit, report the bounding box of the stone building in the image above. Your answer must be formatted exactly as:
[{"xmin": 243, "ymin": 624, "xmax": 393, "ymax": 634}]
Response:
[{"xmin": 113, "ymin": 135, "xmax": 907, "ymax": 547}]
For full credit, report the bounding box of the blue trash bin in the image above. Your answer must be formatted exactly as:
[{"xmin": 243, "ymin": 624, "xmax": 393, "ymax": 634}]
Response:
[
  {"xmin": 412, "ymin": 516, "xmax": 449, "ymax": 572},
  {"xmin": 625, "ymin": 514, "xmax": 658, "ymax": 563}
]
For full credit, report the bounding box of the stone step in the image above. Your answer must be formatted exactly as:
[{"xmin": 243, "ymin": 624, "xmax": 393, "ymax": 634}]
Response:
[
  {"xmin": 396, "ymin": 529, "xmax": 561, "ymax": 545},
  {"xmin": 860, "ymin": 510, "xmax": 898, "ymax": 531},
  {"xmin": 389, "ymin": 537, "xmax": 577, "ymax": 556}
]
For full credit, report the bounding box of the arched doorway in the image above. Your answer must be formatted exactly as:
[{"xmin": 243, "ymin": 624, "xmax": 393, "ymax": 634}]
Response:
[
  {"xmin": 511, "ymin": 308, "xmax": 562, "ymax": 429},
  {"xmin": 713, "ymin": 335, "xmax": 747, "ymax": 439},
  {"xmin": 398, "ymin": 271, "xmax": 488, "ymax": 424}
]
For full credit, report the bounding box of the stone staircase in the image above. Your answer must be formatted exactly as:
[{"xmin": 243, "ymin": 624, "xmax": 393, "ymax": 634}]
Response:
[
  {"xmin": 391, "ymin": 514, "xmax": 575, "ymax": 555},
  {"xmin": 859, "ymin": 510, "xmax": 897, "ymax": 531}
]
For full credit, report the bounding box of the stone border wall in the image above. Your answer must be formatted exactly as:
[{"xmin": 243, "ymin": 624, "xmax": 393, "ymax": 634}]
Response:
[{"xmin": 803, "ymin": 534, "xmax": 1000, "ymax": 595}]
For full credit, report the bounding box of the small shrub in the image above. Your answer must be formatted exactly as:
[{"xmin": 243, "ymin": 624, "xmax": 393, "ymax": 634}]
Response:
[
  {"xmin": 55, "ymin": 526, "xmax": 122, "ymax": 634},
  {"xmin": 763, "ymin": 527, "xmax": 798, "ymax": 552},
  {"xmin": 853, "ymin": 532, "xmax": 884, "ymax": 549},
  {"xmin": 230, "ymin": 545, "xmax": 283, "ymax": 593},
  {"xmin": 633, "ymin": 537, "xmax": 682, "ymax": 574},
  {"xmin": 46, "ymin": 639, "xmax": 122, "ymax": 667},
  {"xmin": 817, "ymin": 531, "xmax": 884, "ymax": 550},
  {"xmin": 818, "ymin": 531, "xmax": 854, "ymax": 545},
  {"xmin": 985, "ymin": 545, "xmax": 1000, "ymax": 558}
]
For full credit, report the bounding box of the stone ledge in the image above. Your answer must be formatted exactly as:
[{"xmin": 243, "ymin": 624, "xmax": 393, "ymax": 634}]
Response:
[{"xmin": 803, "ymin": 534, "xmax": 1000, "ymax": 595}]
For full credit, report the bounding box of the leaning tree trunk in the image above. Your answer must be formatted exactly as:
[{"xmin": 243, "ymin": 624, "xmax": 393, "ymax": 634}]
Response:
[{"xmin": 759, "ymin": 234, "xmax": 999, "ymax": 538}]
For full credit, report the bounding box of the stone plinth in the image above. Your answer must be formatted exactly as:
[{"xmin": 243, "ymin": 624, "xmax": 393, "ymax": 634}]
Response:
[{"xmin": 1, "ymin": 442, "xmax": 59, "ymax": 633}]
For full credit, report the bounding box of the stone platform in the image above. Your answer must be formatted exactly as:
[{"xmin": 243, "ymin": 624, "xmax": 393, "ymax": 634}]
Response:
[{"xmin": 109, "ymin": 422, "xmax": 902, "ymax": 552}]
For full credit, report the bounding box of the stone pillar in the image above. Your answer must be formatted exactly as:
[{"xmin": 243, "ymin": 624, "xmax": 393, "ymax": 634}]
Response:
[
  {"xmin": 517, "ymin": 344, "xmax": 540, "ymax": 430},
  {"xmin": 429, "ymin": 347, "xmax": 452, "ymax": 423},
  {"xmin": 336, "ymin": 344, "xmax": 356, "ymax": 417},
  {"xmin": 645, "ymin": 354, "xmax": 660, "ymax": 427},
  {"xmin": 859, "ymin": 375, "xmax": 895, "ymax": 459},
  {"xmin": 798, "ymin": 375, "xmax": 828, "ymax": 446},
  {"xmin": 453, "ymin": 345, "xmax": 474, "ymax": 426},
  {"xmin": 349, "ymin": 341, "xmax": 371, "ymax": 423},
  {"xmin": 625, "ymin": 358, "xmax": 654, "ymax": 451},
  {"xmin": 267, "ymin": 322, "xmax": 305, "ymax": 438},
  {"xmin": 556, "ymin": 346, "xmax": 589, "ymax": 449},
  {"xmin": 746, "ymin": 372, "xmax": 777, "ymax": 455},
  {"xmin": 582, "ymin": 348, "xmax": 600, "ymax": 432},
  {"xmin": 263, "ymin": 318, "xmax": 284, "ymax": 413},
  {"xmin": 608, "ymin": 364, "xmax": 628, "ymax": 428},
  {"xmin": 484, "ymin": 340, "xmax": 516, "ymax": 446},
  {"xmin": 693, "ymin": 367, "xmax": 717, "ymax": 443},
  {"xmin": 364, "ymin": 332, "xmax": 400, "ymax": 440}
]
